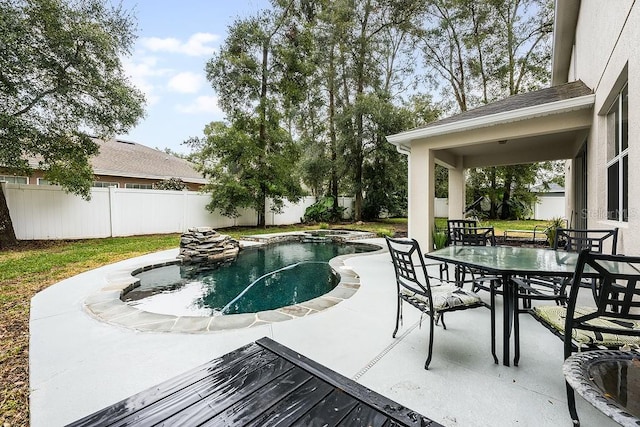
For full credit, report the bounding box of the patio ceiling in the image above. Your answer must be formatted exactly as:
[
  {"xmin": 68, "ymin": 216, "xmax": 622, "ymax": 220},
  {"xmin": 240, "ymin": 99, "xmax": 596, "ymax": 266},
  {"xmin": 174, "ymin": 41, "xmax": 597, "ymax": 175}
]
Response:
[{"xmin": 388, "ymin": 81, "xmax": 595, "ymax": 169}]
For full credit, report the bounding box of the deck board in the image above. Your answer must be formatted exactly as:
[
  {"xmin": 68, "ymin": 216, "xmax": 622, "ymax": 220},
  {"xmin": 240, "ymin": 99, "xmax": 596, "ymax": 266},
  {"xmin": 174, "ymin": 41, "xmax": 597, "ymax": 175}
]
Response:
[{"xmin": 66, "ymin": 337, "xmax": 442, "ymax": 427}]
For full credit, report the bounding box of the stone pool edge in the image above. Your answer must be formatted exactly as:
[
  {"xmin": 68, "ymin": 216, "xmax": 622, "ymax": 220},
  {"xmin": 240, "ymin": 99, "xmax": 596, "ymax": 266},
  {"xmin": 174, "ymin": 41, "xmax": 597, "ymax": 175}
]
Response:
[{"xmin": 83, "ymin": 241, "xmax": 385, "ymax": 334}]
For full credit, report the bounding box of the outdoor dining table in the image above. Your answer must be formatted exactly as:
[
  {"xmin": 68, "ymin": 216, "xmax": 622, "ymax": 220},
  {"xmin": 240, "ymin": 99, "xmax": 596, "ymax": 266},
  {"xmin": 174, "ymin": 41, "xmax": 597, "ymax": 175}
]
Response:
[{"xmin": 425, "ymin": 245, "xmax": 582, "ymax": 366}]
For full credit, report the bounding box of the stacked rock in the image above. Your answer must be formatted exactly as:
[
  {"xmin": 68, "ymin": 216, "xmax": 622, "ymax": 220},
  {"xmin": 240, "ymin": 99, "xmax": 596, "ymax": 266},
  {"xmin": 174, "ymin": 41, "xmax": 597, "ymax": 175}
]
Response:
[{"xmin": 178, "ymin": 227, "xmax": 240, "ymax": 267}]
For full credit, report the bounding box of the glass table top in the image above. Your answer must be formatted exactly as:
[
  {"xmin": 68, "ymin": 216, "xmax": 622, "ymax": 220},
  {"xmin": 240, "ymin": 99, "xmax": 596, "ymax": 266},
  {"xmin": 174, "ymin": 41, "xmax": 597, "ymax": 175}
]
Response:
[{"xmin": 427, "ymin": 246, "xmax": 580, "ymax": 276}]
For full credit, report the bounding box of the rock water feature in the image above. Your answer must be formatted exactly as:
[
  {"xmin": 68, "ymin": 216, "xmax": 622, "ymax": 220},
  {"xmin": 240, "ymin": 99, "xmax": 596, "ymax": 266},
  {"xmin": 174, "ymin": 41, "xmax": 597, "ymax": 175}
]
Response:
[{"xmin": 178, "ymin": 227, "xmax": 240, "ymax": 275}]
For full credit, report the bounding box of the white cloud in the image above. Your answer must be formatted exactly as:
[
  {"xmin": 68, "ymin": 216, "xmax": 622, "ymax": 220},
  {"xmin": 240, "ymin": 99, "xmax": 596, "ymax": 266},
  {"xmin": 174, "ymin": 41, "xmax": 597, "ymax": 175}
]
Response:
[
  {"xmin": 167, "ymin": 72, "xmax": 205, "ymax": 94},
  {"xmin": 176, "ymin": 96, "xmax": 223, "ymax": 116},
  {"xmin": 141, "ymin": 32, "xmax": 219, "ymax": 56},
  {"xmin": 121, "ymin": 55, "xmax": 171, "ymax": 106}
]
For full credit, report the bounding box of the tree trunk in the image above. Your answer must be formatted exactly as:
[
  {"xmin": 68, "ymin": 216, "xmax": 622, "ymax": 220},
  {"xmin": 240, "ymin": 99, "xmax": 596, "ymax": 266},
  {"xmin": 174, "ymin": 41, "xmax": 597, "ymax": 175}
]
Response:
[
  {"xmin": 352, "ymin": 4, "xmax": 370, "ymax": 222},
  {"xmin": 328, "ymin": 46, "xmax": 340, "ymax": 218},
  {"xmin": 500, "ymin": 167, "xmax": 514, "ymax": 220},
  {"xmin": 0, "ymin": 185, "xmax": 18, "ymax": 248},
  {"xmin": 258, "ymin": 184, "xmax": 267, "ymax": 228},
  {"xmin": 489, "ymin": 168, "xmax": 498, "ymax": 219}
]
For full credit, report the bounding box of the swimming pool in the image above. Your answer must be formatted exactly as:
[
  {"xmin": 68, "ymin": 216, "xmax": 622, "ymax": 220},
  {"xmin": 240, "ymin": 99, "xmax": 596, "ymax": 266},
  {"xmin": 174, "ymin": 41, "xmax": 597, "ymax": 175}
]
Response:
[{"xmin": 122, "ymin": 241, "xmax": 379, "ymax": 317}]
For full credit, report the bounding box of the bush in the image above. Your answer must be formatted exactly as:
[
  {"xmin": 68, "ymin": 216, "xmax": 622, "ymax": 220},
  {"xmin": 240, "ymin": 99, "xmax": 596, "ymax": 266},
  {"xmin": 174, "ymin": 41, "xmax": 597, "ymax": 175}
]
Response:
[
  {"xmin": 376, "ymin": 228, "xmax": 394, "ymax": 238},
  {"xmin": 303, "ymin": 196, "xmax": 346, "ymax": 223},
  {"xmin": 545, "ymin": 217, "xmax": 566, "ymax": 246},
  {"xmin": 433, "ymin": 229, "xmax": 448, "ymax": 250},
  {"xmin": 153, "ymin": 177, "xmax": 187, "ymax": 191}
]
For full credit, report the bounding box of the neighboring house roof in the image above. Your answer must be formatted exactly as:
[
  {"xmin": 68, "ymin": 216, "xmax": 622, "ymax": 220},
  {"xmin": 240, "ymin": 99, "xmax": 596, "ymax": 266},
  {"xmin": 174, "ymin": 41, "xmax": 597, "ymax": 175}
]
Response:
[
  {"xmin": 90, "ymin": 138, "xmax": 206, "ymax": 184},
  {"xmin": 25, "ymin": 138, "xmax": 207, "ymax": 184},
  {"xmin": 387, "ymin": 80, "xmax": 594, "ymax": 149},
  {"xmin": 532, "ymin": 183, "xmax": 565, "ymax": 194}
]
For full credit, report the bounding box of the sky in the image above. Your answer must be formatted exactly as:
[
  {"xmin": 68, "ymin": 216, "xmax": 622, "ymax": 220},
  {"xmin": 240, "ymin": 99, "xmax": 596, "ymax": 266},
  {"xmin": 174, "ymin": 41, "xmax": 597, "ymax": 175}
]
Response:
[{"xmin": 117, "ymin": 0, "xmax": 270, "ymax": 154}]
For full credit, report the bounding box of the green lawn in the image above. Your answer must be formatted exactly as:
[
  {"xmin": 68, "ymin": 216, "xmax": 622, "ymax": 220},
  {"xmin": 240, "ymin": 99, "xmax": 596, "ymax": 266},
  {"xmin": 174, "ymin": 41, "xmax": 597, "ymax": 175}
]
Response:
[{"xmin": 435, "ymin": 217, "xmax": 551, "ymax": 235}]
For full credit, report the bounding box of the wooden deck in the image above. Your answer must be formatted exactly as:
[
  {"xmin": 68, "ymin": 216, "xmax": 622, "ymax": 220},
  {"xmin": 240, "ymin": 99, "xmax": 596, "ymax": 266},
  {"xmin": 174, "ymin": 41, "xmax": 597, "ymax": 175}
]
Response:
[{"xmin": 67, "ymin": 337, "xmax": 441, "ymax": 426}]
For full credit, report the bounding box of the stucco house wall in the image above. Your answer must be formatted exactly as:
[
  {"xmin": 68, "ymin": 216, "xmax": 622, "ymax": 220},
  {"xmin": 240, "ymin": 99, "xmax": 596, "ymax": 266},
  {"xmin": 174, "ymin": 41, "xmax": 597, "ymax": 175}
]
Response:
[{"xmin": 564, "ymin": 2, "xmax": 639, "ymax": 254}]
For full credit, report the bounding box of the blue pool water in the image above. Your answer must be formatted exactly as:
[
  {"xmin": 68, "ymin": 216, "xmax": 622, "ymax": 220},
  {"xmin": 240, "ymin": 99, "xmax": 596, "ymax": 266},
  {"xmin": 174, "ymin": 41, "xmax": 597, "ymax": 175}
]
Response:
[{"xmin": 123, "ymin": 241, "xmax": 378, "ymax": 316}]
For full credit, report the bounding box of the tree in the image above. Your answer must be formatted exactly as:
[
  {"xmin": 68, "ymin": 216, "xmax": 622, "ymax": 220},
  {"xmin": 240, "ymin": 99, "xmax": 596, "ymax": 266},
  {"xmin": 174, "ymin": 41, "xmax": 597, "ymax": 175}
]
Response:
[
  {"xmin": 188, "ymin": 122, "xmax": 302, "ymax": 222},
  {"xmin": 335, "ymin": 0, "xmax": 427, "ymax": 221},
  {"xmin": 0, "ymin": 0, "xmax": 145, "ymax": 245},
  {"xmin": 153, "ymin": 178, "xmax": 187, "ymax": 191},
  {"xmin": 201, "ymin": 1, "xmax": 306, "ymax": 226},
  {"xmin": 419, "ymin": 0, "xmax": 556, "ymax": 219},
  {"xmin": 202, "ymin": 2, "xmax": 310, "ymax": 227}
]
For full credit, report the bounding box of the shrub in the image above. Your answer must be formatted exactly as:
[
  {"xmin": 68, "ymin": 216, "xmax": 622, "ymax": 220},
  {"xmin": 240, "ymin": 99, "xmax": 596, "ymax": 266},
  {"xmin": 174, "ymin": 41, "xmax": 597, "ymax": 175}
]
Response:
[
  {"xmin": 433, "ymin": 229, "xmax": 448, "ymax": 250},
  {"xmin": 303, "ymin": 196, "xmax": 346, "ymax": 223},
  {"xmin": 376, "ymin": 228, "xmax": 394, "ymax": 238},
  {"xmin": 153, "ymin": 177, "xmax": 187, "ymax": 191},
  {"xmin": 545, "ymin": 217, "xmax": 566, "ymax": 246}
]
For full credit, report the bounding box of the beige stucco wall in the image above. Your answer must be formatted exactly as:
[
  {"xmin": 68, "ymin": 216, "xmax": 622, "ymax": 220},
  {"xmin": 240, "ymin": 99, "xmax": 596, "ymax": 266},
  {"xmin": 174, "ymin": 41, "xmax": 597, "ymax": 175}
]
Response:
[{"xmin": 570, "ymin": 2, "xmax": 639, "ymax": 254}]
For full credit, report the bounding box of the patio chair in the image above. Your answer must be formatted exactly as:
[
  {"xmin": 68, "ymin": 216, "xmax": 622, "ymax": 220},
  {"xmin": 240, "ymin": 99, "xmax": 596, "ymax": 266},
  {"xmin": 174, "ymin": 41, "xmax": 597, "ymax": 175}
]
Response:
[
  {"xmin": 530, "ymin": 250, "xmax": 640, "ymax": 426},
  {"xmin": 515, "ymin": 228, "xmax": 619, "ymax": 310},
  {"xmin": 553, "ymin": 227, "xmax": 619, "ymax": 253},
  {"xmin": 446, "ymin": 225, "xmax": 501, "ymax": 293},
  {"xmin": 385, "ymin": 236, "xmax": 491, "ymax": 369},
  {"xmin": 446, "ymin": 219, "xmax": 478, "ymax": 246}
]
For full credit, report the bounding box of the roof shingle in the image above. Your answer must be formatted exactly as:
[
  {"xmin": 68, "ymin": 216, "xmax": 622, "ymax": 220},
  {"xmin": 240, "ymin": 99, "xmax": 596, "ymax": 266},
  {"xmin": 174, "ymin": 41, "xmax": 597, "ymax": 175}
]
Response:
[
  {"xmin": 420, "ymin": 80, "xmax": 593, "ymax": 130},
  {"xmin": 90, "ymin": 138, "xmax": 205, "ymax": 183}
]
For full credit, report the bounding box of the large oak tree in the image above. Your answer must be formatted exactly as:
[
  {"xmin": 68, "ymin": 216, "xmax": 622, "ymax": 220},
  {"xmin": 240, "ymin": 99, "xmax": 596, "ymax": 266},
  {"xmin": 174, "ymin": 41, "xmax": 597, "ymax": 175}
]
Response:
[{"xmin": 0, "ymin": 0, "xmax": 145, "ymax": 246}]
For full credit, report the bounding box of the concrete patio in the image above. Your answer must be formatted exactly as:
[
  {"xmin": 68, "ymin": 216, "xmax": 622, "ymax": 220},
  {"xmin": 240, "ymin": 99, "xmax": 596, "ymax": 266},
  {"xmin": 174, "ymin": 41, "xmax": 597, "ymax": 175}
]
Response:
[{"xmin": 30, "ymin": 238, "xmax": 617, "ymax": 426}]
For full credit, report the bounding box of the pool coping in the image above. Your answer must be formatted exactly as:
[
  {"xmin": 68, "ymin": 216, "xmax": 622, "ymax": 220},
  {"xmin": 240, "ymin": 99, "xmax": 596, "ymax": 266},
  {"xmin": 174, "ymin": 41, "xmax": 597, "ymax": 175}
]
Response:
[{"xmin": 83, "ymin": 237, "xmax": 385, "ymax": 333}]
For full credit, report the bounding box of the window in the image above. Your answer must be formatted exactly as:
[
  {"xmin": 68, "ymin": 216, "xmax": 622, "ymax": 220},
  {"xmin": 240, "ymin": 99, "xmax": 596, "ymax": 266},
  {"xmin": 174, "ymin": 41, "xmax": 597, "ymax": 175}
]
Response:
[
  {"xmin": 92, "ymin": 181, "xmax": 119, "ymax": 188},
  {"xmin": 0, "ymin": 175, "xmax": 28, "ymax": 184},
  {"xmin": 606, "ymin": 84, "xmax": 628, "ymax": 221},
  {"xmin": 125, "ymin": 183, "xmax": 153, "ymax": 189},
  {"xmin": 37, "ymin": 178, "xmax": 54, "ymax": 185}
]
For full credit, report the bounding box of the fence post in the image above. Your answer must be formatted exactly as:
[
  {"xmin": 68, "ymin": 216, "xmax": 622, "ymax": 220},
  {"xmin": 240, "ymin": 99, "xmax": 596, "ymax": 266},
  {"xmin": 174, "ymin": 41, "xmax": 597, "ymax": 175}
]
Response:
[{"xmin": 108, "ymin": 186, "xmax": 116, "ymax": 237}]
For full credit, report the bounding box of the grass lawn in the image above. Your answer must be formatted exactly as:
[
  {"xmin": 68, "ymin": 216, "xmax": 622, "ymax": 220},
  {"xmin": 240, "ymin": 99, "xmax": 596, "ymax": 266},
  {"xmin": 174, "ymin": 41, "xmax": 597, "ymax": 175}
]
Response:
[
  {"xmin": 435, "ymin": 217, "xmax": 551, "ymax": 235},
  {"xmin": 0, "ymin": 217, "xmax": 555, "ymax": 426}
]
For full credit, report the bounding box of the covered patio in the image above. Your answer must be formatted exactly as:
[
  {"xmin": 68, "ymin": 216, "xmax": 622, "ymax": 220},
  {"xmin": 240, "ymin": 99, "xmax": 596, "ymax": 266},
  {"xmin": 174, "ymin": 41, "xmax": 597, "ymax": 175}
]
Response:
[{"xmin": 387, "ymin": 80, "xmax": 595, "ymax": 252}]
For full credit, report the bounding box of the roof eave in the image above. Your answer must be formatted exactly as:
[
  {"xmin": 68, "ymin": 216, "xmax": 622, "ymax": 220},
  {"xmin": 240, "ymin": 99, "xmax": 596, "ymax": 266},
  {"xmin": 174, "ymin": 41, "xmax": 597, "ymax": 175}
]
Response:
[{"xmin": 386, "ymin": 93, "xmax": 595, "ymax": 148}]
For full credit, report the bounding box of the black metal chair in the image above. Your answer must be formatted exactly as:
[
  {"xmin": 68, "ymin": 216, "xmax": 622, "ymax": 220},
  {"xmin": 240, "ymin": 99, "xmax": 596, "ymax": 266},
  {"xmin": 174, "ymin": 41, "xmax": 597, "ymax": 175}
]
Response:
[
  {"xmin": 446, "ymin": 226, "xmax": 501, "ymax": 294},
  {"xmin": 516, "ymin": 228, "xmax": 619, "ymax": 309},
  {"xmin": 554, "ymin": 227, "xmax": 619, "ymax": 253},
  {"xmin": 512, "ymin": 228, "xmax": 620, "ymax": 366},
  {"xmin": 446, "ymin": 219, "xmax": 478, "ymax": 246},
  {"xmin": 385, "ymin": 236, "xmax": 492, "ymax": 369},
  {"xmin": 531, "ymin": 250, "xmax": 640, "ymax": 426}
]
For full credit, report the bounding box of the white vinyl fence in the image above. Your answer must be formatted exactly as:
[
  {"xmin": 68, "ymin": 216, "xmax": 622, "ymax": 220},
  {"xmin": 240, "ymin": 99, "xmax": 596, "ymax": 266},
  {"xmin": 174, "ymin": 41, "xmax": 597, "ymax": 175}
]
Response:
[{"xmin": 3, "ymin": 183, "xmax": 355, "ymax": 240}]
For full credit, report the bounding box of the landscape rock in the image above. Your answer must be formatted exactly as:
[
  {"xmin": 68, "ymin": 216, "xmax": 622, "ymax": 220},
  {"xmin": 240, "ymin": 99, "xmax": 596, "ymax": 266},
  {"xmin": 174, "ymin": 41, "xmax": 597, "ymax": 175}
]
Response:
[{"xmin": 177, "ymin": 228, "xmax": 240, "ymax": 274}]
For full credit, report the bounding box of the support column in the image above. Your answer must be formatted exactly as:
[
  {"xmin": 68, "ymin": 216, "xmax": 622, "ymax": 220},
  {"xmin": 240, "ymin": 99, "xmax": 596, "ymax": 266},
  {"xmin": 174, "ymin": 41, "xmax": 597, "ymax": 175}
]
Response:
[
  {"xmin": 408, "ymin": 144, "xmax": 435, "ymax": 251},
  {"xmin": 448, "ymin": 159, "xmax": 465, "ymax": 220}
]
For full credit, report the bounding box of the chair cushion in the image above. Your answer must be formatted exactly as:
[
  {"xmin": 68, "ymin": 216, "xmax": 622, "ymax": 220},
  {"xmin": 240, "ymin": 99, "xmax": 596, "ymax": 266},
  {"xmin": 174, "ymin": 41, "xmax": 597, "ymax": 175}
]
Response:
[
  {"xmin": 401, "ymin": 286, "xmax": 482, "ymax": 311},
  {"xmin": 533, "ymin": 305, "xmax": 640, "ymax": 347}
]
